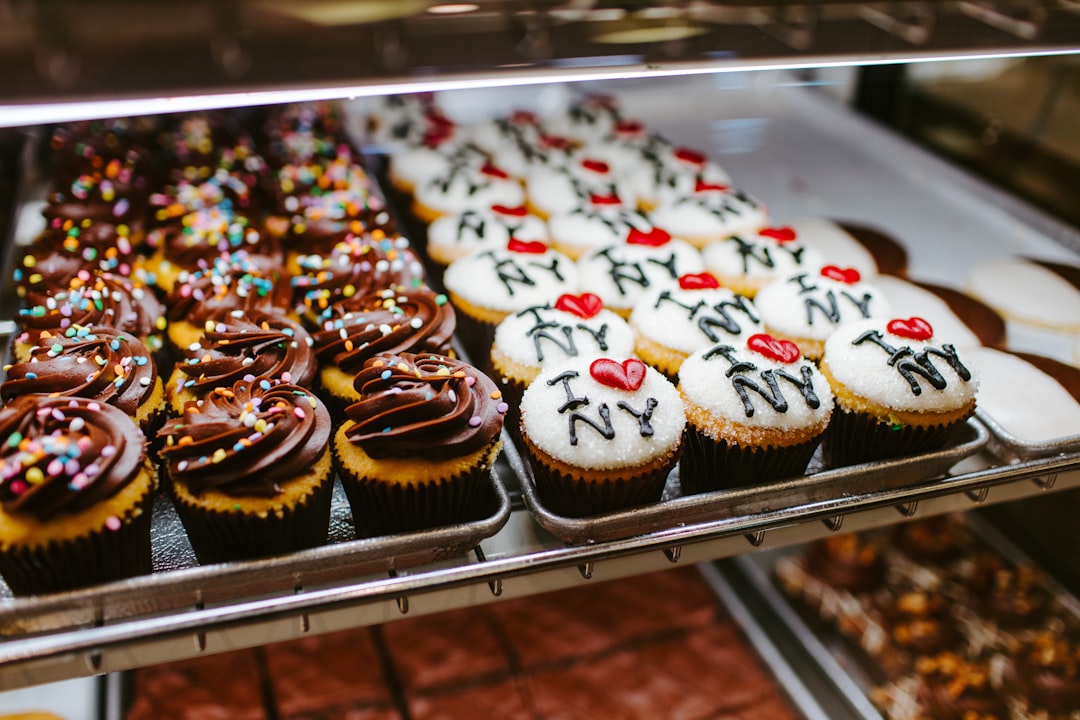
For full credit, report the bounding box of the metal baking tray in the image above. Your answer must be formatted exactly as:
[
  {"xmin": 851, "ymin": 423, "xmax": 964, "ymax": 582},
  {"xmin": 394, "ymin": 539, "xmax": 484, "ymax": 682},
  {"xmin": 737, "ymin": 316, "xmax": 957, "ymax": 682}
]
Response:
[
  {"xmin": 734, "ymin": 513, "xmax": 1080, "ymax": 720},
  {"xmin": 0, "ymin": 465, "xmax": 511, "ymax": 636},
  {"xmin": 507, "ymin": 418, "xmax": 989, "ymax": 545}
]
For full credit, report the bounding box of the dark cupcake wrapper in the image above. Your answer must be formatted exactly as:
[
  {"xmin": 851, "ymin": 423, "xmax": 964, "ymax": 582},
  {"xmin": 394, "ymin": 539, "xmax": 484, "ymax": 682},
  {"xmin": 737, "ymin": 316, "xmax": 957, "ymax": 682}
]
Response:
[
  {"xmin": 0, "ymin": 479, "xmax": 155, "ymax": 596},
  {"xmin": 525, "ymin": 440, "xmax": 679, "ymax": 518},
  {"xmin": 452, "ymin": 310, "xmax": 498, "ymax": 376},
  {"xmin": 335, "ymin": 445, "xmax": 499, "ymax": 537},
  {"xmin": 679, "ymin": 427, "xmax": 821, "ymax": 495},
  {"xmin": 822, "ymin": 406, "xmax": 972, "ymax": 468},
  {"xmin": 170, "ymin": 472, "xmax": 335, "ymax": 565}
]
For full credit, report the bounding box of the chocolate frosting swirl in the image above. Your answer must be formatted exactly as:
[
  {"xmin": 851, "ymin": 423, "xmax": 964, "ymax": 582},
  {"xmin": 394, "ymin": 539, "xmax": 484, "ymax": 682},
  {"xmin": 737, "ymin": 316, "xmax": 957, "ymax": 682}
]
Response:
[
  {"xmin": 345, "ymin": 352, "xmax": 505, "ymax": 460},
  {"xmin": 176, "ymin": 311, "xmax": 317, "ymax": 394},
  {"xmin": 45, "ymin": 164, "xmax": 148, "ymax": 227},
  {"xmin": 166, "ymin": 253, "xmax": 293, "ymax": 323},
  {"xmin": 311, "ymin": 288, "xmax": 456, "ymax": 374},
  {"xmin": 0, "ymin": 396, "xmax": 146, "ymax": 520},
  {"xmin": 292, "ymin": 232, "xmax": 425, "ymax": 316},
  {"xmin": 17, "ymin": 222, "xmax": 139, "ymax": 293},
  {"xmin": 148, "ymin": 206, "xmax": 280, "ymax": 272},
  {"xmin": 159, "ymin": 381, "xmax": 330, "ymax": 497},
  {"xmin": 2, "ymin": 325, "xmax": 158, "ymax": 416},
  {"xmin": 17, "ymin": 272, "xmax": 165, "ymax": 351}
]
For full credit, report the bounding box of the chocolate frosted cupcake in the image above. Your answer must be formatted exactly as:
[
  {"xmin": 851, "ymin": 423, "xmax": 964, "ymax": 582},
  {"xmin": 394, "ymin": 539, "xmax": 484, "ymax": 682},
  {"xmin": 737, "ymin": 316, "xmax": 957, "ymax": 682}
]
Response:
[
  {"xmin": 159, "ymin": 381, "xmax": 333, "ymax": 564},
  {"xmin": 15, "ymin": 272, "xmax": 166, "ymax": 362},
  {"xmin": 519, "ymin": 356, "xmax": 685, "ymax": 517},
  {"xmin": 820, "ymin": 316, "xmax": 979, "ymax": 466},
  {"xmin": 2, "ymin": 325, "xmax": 164, "ymax": 434},
  {"xmin": 310, "ymin": 287, "xmax": 456, "ymax": 412},
  {"xmin": 333, "ymin": 353, "xmax": 506, "ymax": 536},
  {"xmin": 18, "ymin": 220, "xmax": 141, "ymax": 293},
  {"xmin": 0, "ymin": 396, "xmax": 156, "ymax": 595},
  {"xmin": 677, "ymin": 335, "xmax": 834, "ymax": 493},
  {"xmin": 167, "ymin": 310, "xmax": 316, "ymax": 414}
]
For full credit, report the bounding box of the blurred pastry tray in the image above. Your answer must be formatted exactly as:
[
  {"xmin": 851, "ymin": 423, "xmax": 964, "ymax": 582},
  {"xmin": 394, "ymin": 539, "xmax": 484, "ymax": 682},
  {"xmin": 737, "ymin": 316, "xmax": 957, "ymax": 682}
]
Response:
[
  {"xmin": 0, "ymin": 468, "xmax": 511, "ymax": 636},
  {"xmin": 976, "ymin": 407, "xmax": 1080, "ymax": 464},
  {"xmin": 732, "ymin": 514, "xmax": 1080, "ymax": 720},
  {"xmin": 504, "ymin": 418, "xmax": 989, "ymax": 546}
]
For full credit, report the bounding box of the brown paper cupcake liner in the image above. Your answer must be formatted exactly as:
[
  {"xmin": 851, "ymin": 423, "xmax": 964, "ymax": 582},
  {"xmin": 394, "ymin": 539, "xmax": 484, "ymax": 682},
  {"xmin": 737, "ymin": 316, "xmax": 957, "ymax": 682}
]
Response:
[
  {"xmin": 822, "ymin": 407, "xmax": 972, "ymax": 468},
  {"xmin": 525, "ymin": 445, "xmax": 679, "ymax": 518},
  {"xmin": 0, "ymin": 483, "xmax": 155, "ymax": 597},
  {"xmin": 337, "ymin": 458, "xmax": 495, "ymax": 538},
  {"xmin": 452, "ymin": 312, "xmax": 498, "ymax": 374},
  {"xmin": 679, "ymin": 428, "xmax": 821, "ymax": 495},
  {"xmin": 171, "ymin": 475, "xmax": 335, "ymax": 565}
]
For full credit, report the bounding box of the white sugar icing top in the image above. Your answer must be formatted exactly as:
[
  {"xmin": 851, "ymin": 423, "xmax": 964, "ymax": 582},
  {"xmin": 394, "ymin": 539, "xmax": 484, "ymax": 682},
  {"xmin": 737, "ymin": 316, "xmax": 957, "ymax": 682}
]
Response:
[
  {"xmin": 465, "ymin": 114, "xmax": 544, "ymax": 155},
  {"xmin": 630, "ymin": 285, "xmax": 763, "ymax": 356},
  {"xmin": 388, "ymin": 142, "xmax": 486, "ymax": 190},
  {"xmin": 679, "ymin": 342, "xmax": 834, "ymax": 431},
  {"xmin": 754, "ymin": 271, "xmax": 890, "ymax": 343},
  {"xmin": 874, "ymin": 276, "xmax": 981, "ymax": 351},
  {"xmin": 968, "ymin": 347, "xmax": 1080, "ymax": 443},
  {"xmin": 576, "ymin": 239, "xmax": 705, "ymax": 313},
  {"xmin": 414, "ymin": 165, "xmax": 525, "ymax": 216},
  {"xmin": 521, "ymin": 357, "xmax": 685, "ymax": 470},
  {"xmin": 548, "ymin": 207, "xmax": 671, "ymax": 258},
  {"xmin": 823, "ymin": 319, "xmax": 979, "ymax": 413},
  {"xmin": 493, "ymin": 303, "xmax": 635, "ymax": 371},
  {"xmin": 443, "ymin": 247, "xmax": 579, "ymax": 313},
  {"xmin": 525, "ymin": 157, "xmax": 637, "ymax": 217},
  {"xmin": 787, "ymin": 217, "xmax": 879, "ymax": 279},
  {"xmin": 365, "ymin": 95, "xmax": 439, "ymax": 149},
  {"xmin": 649, "ymin": 189, "xmax": 768, "ymax": 241},
  {"xmin": 628, "ymin": 147, "xmax": 733, "ymax": 208},
  {"xmin": 703, "ymin": 232, "xmax": 825, "ymax": 287},
  {"xmin": 428, "ymin": 208, "xmax": 549, "ymax": 265},
  {"xmin": 966, "ymin": 256, "xmax": 1080, "ymax": 332},
  {"xmin": 541, "ymin": 97, "xmax": 621, "ymax": 144}
]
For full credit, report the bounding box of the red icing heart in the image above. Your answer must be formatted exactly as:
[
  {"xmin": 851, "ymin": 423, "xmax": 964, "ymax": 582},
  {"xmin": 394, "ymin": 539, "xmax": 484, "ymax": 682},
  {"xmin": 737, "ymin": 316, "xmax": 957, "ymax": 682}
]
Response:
[
  {"xmin": 820, "ymin": 265, "xmax": 861, "ymax": 284},
  {"xmin": 511, "ymin": 110, "xmax": 538, "ymax": 125},
  {"xmin": 626, "ymin": 226, "xmax": 671, "ymax": 247},
  {"xmin": 581, "ymin": 159, "xmax": 610, "ymax": 174},
  {"xmin": 589, "ymin": 193, "xmax": 622, "ymax": 206},
  {"xmin": 507, "ymin": 238, "xmax": 547, "ymax": 254},
  {"xmin": 747, "ymin": 334, "xmax": 801, "ymax": 364},
  {"xmin": 694, "ymin": 179, "xmax": 729, "ymax": 193},
  {"xmin": 674, "ymin": 147, "xmax": 707, "ymax": 166},
  {"xmin": 555, "ymin": 293, "xmax": 603, "ymax": 319},
  {"xmin": 480, "ymin": 162, "xmax": 509, "ymax": 179},
  {"xmin": 678, "ymin": 272, "xmax": 720, "ymax": 290},
  {"xmin": 758, "ymin": 226, "xmax": 797, "ymax": 244},
  {"xmin": 586, "ymin": 94, "xmax": 618, "ymax": 111},
  {"xmin": 540, "ymin": 134, "xmax": 572, "ymax": 150},
  {"xmin": 887, "ymin": 317, "xmax": 934, "ymax": 341},
  {"xmin": 616, "ymin": 119, "xmax": 643, "ymax": 134},
  {"xmin": 590, "ymin": 358, "xmax": 647, "ymax": 392},
  {"xmin": 492, "ymin": 204, "xmax": 528, "ymax": 217}
]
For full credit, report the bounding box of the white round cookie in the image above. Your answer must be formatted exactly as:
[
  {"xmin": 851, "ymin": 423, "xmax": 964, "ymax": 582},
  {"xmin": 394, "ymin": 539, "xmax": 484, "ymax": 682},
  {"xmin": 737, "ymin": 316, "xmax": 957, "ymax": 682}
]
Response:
[
  {"xmin": 577, "ymin": 238, "xmax": 705, "ymax": 315},
  {"xmin": 521, "ymin": 357, "xmax": 685, "ymax": 470},
  {"xmin": 823, "ymin": 318, "xmax": 979, "ymax": 413},
  {"xmin": 966, "ymin": 256, "xmax": 1080, "ymax": 333}
]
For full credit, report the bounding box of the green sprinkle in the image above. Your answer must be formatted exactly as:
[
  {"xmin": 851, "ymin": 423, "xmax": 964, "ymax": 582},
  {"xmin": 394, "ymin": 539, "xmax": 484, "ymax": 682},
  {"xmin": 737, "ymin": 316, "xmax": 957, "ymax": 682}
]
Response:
[
  {"xmin": 435, "ymin": 294, "xmax": 448, "ymax": 306},
  {"xmin": 6, "ymin": 432, "xmax": 22, "ymax": 448}
]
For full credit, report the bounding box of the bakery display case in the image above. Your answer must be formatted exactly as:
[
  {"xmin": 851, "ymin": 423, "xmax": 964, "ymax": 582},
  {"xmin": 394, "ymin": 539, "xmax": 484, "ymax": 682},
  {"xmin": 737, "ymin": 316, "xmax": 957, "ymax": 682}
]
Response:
[{"xmin": 1, "ymin": 2, "xmax": 1079, "ymax": 716}]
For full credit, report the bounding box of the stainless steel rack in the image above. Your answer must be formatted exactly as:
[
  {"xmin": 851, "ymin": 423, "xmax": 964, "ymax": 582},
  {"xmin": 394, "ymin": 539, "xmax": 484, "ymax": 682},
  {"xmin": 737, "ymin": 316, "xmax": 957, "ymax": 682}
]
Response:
[{"xmin": 0, "ymin": 17, "xmax": 1079, "ymax": 696}]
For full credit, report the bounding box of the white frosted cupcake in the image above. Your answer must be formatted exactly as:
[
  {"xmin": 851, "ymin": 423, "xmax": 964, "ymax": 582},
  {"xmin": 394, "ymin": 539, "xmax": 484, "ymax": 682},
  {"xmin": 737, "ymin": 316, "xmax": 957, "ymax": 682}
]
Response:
[
  {"xmin": 702, "ymin": 226, "xmax": 825, "ymax": 298},
  {"xmin": 520, "ymin": 356, "xmax": 685, "ymax": 517},
  {"xmin": 443, "ymin": 240, "xmax": 579, "ymax": 363},
  {"xmin": 648, "ymin": 187, "xmax": 768, "ymax": 248},
  {"xmin": 388, "ymin": 141, "xmax": 487, "ymax": 195},
  {"xmin": 628, "ymin": 146, "xmax": 733, "ymax": 212},
  {"xmin": 629, "ymin": 271, "xmax": 763, "ymax": 379},
  {"xmin": 678, "ymin": 334, "xmax": 834, "ymax": 493},
  {"xmin": 525, "ymin": 156, "xmax": 636, "ymax": 219},
  {"xmin": 576, "ymin": 236, "xmax": 705, "ymax": 317},
  {"xmin": 427, "ymin": 205, "xmax": 550, "ymax": 270},
  {"xmin": 754, "ymin": 265, "xmax": 891, "ymax": 361},
  {"xmin": 548, "ymin": 206, "xmax": 673, "ymax": 261},
  {"xmin": 820, "ymin": 317, "xmax": 979, "ymax": 466},
  {"xmin": 412, "ymin": 162, "xmax": 525, "ymax": 224}
]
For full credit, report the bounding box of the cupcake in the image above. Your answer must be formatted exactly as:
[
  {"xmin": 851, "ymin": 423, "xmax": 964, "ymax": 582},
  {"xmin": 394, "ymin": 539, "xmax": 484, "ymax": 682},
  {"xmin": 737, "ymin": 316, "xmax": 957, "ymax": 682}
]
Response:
[
  {"xmin": 490, "ymin": 293, "xmax": 635, "ymax": 433},
  {"xmin": 1008, "ymin": 631, "xmax": 1080, "ymax": 716},
  {"xmin": 575, "ymin": 235, "xmax": 704, "ymax": 317},
  {"xmin": 333, "ymin": 353, "xmax": 506, "ymax": 536},
  {"xmin": 2, "ymin": 325, "xmax": 165, "ymax": 434},
  {"xmin": 648, "ymin": 187, "xmax": 768, "ymax": 249},
  {"xmin": 820, "ymin": 316, "xmax": 979, "ymax": 466},
  {"xmin": 702, "ymin": 226, "xmax": 824, "ymax": 298},
  {"xmin": 158, "ymin": 380, "xmax": 333, "ymax": 564},
  {"xmin": 547, "ymin": 206, "xmax": 671, "ymax": 261},
  {"xmin": 915, "ymin": 653, "xmax": 1007, "ymax": 720},
  {"xmin": 0, "ymin": 396, "xmax": 156, "ymax": 595},
  {"xmin": 802, "ymin": 533, "xmax": 886, "ymax": 595},
  {"xmin": 519, "ymin": 356, "xmax": 685, "ymax": 517},
  {"xmin": 524, "ymin": 156, "xmax": 637, "ymax": 219},
  {"xmin": 629, "ymin": 271, "xmax": 763, "ymax": 379},
  {"xmin": 167, "ymin": 310, "xmax": 317, "ymax": 415},
  {"xmin": 753, "ymin": 265, "xmax": 890, "ymax": 361},
  {"xmin": 442, "ymin": 240, "xmax": 579, "ymax": 364},
  {"xmin": 18, "ymin": 219, "xmax": 141, "ymax": 292},
  {"xmin": 627, "ymin": 145, "xmax": 733, "ymax": 212},
  {"xmin": 411, "ymin": 162, "xmax": 525, "ymax": 224},
  {"xmin": 427, "ymin": 205, "xmax": 550, "ymax": 271},
  {"xmin": 309, "ymin": 287, "xmax": 457, "ymax": 412},
  {"xmin": 678, "ymin": 334, "xmax": 834, "ymax": 493}
]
